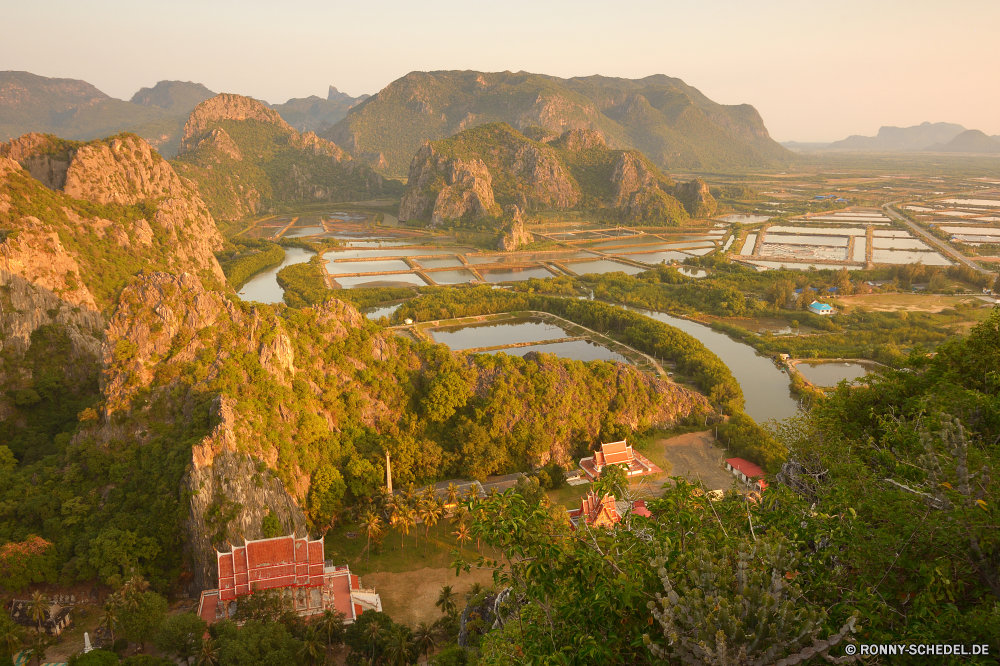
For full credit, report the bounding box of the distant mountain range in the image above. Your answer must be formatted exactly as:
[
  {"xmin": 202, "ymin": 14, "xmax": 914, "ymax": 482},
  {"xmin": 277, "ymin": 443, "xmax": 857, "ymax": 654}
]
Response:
[
  {"xmin": 782, "ymin": 121, "xmax": 1000, "ymax": 154},
  {"xmin": 322, "ymin": 70, "xmax": 792, "ymax": 178},
  {"xmin": 0, "ymin": 72, "xmax": 366, "ymax": 157}
]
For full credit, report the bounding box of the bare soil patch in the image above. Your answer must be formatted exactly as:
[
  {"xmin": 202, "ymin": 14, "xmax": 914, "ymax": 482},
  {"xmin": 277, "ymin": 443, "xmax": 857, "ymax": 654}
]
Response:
[
  {"xmin": 831, "ymin": 293, "xmax": 979, "ymax": 313},
  {"xmin": 647, "ymin": 431, "xmax": 735, "ymax": 493},
  {"xmin": 361, "ymin": 566, "xmax": 496, "ymax": 628}
]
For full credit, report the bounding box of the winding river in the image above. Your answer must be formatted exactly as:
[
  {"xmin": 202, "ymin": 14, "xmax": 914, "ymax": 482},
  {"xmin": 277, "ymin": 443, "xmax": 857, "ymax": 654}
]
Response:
[{"xmin": 238, "ymin": 247, "xmax": 315, "ymax": 304}]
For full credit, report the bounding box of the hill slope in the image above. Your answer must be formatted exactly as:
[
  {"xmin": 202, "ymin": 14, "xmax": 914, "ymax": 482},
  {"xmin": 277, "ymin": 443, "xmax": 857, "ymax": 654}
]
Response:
[
  {"xmin": 170, "ymin": 93, "xmax": 404, "ymax": 224},
  {"xmin": 398, "ymin": 123, "xmax": 716, "ymax": 228},
  {"xmin": 925, "ymin": 129, "xmax": 1000, "ymax": 154},
  {"xmin": 826, "ymin": 121, "xmax": 967, "ymax": 151},
  {"xmin": 322, "ymin": 70, "xmax": 791, "ymax": 178},
  {"xmin": 269, "ymin": 86, "xmax": 369, "ymax": 133}
]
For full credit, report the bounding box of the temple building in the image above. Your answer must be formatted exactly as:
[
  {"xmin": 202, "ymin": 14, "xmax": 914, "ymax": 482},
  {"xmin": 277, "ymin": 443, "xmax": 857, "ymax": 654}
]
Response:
[
  {"xmin": 579, "ymin": 440, "xmax": 661, "ymax": 480},
  {"xmin": 197, "ymin": 533, "xmax": 381, "ymax": 625},
  {"xmin": 567, "ymin": 490, "xmax": 653, "ymax": 529}
]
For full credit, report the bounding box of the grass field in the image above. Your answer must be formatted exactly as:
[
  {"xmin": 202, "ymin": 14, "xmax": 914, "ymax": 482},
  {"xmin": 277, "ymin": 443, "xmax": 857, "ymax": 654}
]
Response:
[{"xmin": 828, "ymin": 293, "xmax": 985, "ymax": 313}]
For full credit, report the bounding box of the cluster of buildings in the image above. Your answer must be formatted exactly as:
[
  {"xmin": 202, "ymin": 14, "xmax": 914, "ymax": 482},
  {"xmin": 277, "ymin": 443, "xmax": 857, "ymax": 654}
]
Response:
[{"xmin": 197, "ymin": 533, "xmax": 381, "ymax": 626}]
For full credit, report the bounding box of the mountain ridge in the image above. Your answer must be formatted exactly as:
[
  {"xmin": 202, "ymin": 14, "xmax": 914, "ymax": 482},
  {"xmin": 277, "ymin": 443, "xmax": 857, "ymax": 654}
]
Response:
[{"xmin": 322, "ymin": 70, "xmax": 792, "ymax": 178}]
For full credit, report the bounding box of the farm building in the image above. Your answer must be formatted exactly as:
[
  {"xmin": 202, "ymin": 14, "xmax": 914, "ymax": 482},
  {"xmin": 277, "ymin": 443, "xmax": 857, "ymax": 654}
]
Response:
[
  {"xmin": 579, "ymin": 440, "xmax": 662, "ymax": 480},
  {"xmin": 725, "ymin": 458, "xmax": 768, "ymax": 492},
  {"xmin": 9, "ymin": 599, "xmax": 73, "ymax": 636},
  {"xmin": 807, "ymin": 301, "xmax": 835, "ymax": 316},
  {"xmin": 197, "ymin": 534, "xmax": 381, "ymax": 625}
]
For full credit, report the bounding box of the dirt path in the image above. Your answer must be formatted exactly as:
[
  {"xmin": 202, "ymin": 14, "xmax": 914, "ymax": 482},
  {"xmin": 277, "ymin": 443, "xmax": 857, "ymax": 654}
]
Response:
[
  {"xmin": 654, "ymin": 431, "xmax": 735, "ymax": 492},
  {"xmin": 361, "ymin": 566, "xmax": 497, "ymax": 628}
]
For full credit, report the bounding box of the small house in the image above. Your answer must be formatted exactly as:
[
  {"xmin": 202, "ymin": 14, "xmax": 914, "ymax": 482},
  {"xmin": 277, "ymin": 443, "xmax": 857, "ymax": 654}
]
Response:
[
  {"xmin": 725, "ymin": 458, "xmax": 768, "ymax": 492},
  {"xmin": 807, "ymin": 301, "xmax": 835, "ymax": 316},
  {"xmin": 9, "ymin": 599, "xmax": 74, "ymax": 636}
]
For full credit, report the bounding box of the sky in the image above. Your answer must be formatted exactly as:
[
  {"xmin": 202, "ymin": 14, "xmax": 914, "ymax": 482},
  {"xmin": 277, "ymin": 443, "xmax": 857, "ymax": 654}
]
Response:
[{"xmin": 3, "ymin": 0, "xmax": 998, "ymax": 142}]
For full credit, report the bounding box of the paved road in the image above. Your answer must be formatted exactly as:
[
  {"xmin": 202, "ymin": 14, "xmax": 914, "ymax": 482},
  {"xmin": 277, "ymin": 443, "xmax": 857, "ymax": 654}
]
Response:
[{"xmin": 881, "ymin": 202, "xmax": 992, "ymax": 275}]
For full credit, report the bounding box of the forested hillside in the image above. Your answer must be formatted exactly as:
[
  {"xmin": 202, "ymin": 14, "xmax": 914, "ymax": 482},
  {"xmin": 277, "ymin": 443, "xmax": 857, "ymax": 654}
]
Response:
[
  {"xmin": 170, "ymin": 94, "xmax": 404, "ymax": 224},
  {"xmin": 398, "ymin": 123, "xmax": 716, "ymax": 228},
  {"xmin": 324, "ymin": 70, "xmax": 792, "ymax": 178}
]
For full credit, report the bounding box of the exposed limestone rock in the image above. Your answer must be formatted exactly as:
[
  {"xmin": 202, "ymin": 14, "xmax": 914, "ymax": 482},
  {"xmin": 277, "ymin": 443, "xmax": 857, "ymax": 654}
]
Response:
[
  {"xmin": 674, "ymin": 177, "xmax": 718, "ymax": 218},
  {"xmin": 496, "ymin": 218, "xmax": 532, "ymax": 251},
  {"xmin": 430, "ymin": 158, "xmax": 499, "ymax": 225},
  {"xmin": 195, "ymin": 127, "xmax": 243, "ymax": 161},
  {"xmin": 555, "ymin": 128, "xmax": 607, "ymax": 152},
  {"xmin": 0, "ymin": 133, "xmax": 71, "ymax": 190},
  {"xmin": 0, "ymin": 221, "xmax": 97, "ymax": 309},
  {"xmin": 180, "ymin": 93, "xmax": 294, "ymax": 152},
  {"xmin": 611, "ymin": 152, "xmax": 656, "ymax": 207},
  {"xmin": 510, "ymin": 143, "xmax": 579, "ymax": 209}
]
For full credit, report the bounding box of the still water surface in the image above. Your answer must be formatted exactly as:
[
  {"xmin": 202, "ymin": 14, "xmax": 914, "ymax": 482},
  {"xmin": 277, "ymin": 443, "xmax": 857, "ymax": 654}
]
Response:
[
  {"xmin": 238, "ymin": 248, "xmax": 314, "ymax": 304},
  {"xmin": 796, "ymin": 361, "xmax": 872, "ymax": 386},
  {"xmin": 430, "ymin": 319, "xmax": 569, "ymax": 350}
]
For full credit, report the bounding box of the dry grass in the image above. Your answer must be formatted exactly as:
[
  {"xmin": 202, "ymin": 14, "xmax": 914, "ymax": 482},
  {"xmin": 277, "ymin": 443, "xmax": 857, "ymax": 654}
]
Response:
[
  {"xmin": 830, "ymin": 293, "xmax": 981, "ymax": 313},
  {"xmin": 361, "ymin": 566, "xmax": 497, "ymax": 628}
]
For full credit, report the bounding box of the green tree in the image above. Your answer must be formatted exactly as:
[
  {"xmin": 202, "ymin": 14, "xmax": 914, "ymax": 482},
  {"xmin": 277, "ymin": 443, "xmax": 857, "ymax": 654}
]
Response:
[
  {"xmin": 316, "ymin": 609, "xmax": 345, "ymax": 659},
  {"xmin": 412, "ymin": 622, "xmax": 437, "ymax": 664},
  {"xmin": 27, "ymin": 591, "xmax": 48, "ymax": 634},
  {"xmin": 383, "ymin": 625, "xmax": 416, "ymax": 666},
  {"xmin": 422, "ymin": 369, "xmax": 471, "ymax": 423},
  {"xmin": 260, "ymin": 511, "xmax": 282, "ymax": 539},
  {"xmin": 0, "ymin": 615, "xmax": 24, "ymax": 662},
  {"xmin": 68, "ymin": 649, "xmax": 120, "ymax": 666},
  {"xmin": 360, "ymin": 510, "xmax": 383, "ymax": 564},
  {"xmin": 421, "ymin": 501, "xmax": 444, "ymax": 556},
  {"xmin": 309, "ymin": 465, "xmax": 347, "ymax": 527},
  {"xmin": 230, "ymin": 589, "xmax": 284, "ymax": 624},
  {"xmin": 296, "ymin": 627, "xmax": 323, "ymax": 666},
  {"xmin": 99, "ymin": 602, "xmax": 120, "ymax": 645},
  {"xmin": 87, "ymin": 529, "xmax": 161, "ymax": 586},
  {"xmin": 117, "ymin": 591, "xmax": 167, "ymax": 648},
  {"xmin": 154, "ymin": 613, "xmax": 206, "ymax": 663},
  {"xmin": 435, "ymin": 585, "xmax": 457, "ymax": 617}
]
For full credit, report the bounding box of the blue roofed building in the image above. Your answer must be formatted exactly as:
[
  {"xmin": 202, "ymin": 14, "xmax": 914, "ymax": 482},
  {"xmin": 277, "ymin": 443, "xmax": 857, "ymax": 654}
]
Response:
[{"xmin": 807, "ymin": 301, "xmax": 835, "ymax": 316}]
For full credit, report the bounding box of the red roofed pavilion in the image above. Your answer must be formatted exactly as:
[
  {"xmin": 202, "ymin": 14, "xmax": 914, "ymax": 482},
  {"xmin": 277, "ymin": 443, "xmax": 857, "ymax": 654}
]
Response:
[
  {"xmin": 579, "ymin": 439, "xmax": 661, "ymax": 480},
  {"xmin": 198, "ymin": 533, "xmax": 381, "ymax": 625}
]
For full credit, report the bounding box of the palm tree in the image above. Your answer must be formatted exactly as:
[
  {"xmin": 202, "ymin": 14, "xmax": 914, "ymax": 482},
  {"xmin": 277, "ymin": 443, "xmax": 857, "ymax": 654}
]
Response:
[
  {"xmin": 28, "ymin": 633, "xmax": 49, "ymax": 666},
  {"xmin": 452, "ymin": 523, "xmax": 471, "ymax": 555},
  {"xmin": 360, "ymin": 510, "xmax": 382, "ymax": 564},
  {"xmin": 449, "ymin": 504, "xmax": 468, "ymax": 527},
  {"xmin": 445, "ymin": 483, "xmax": 459, "ymax": 506},
  {"xmin": 317, "ymin": 609, "xmax": 345, "ymax": 659},
  {"xmin": 466, "ymin": 582, "xmax": 484, "ymax": 600},
  {"xmin": 297, "ymin": 627, "xmax": 324, "ymax": 666},
  {"xmin": 363, "ymin": 620, "xmax": 382, "ymax": 664},
  {"xmin": 383, "ymin": 625, "xmax": 415, "ymax": 666},
  {"xmin": 0, "ymin": 622, "xmax": 23, "ymax": 661},
  {"xmin": 397, "ymin": 505, "xmax": 416, "ymax": 552},
  {"xmin": 99, "ymin": 601, "xmax": 120, "ymax": 644},
  {"xmin": 421, "ymin": 501, "xmax": 443, "ymax": 557},
  {"xmin": 435, "ymin": 585, "xmax": 457, "ymax": 617},
  {"xmin": 412, "ymin": 622, "xmax": 437, "ymax": 664},
  {"xmin": 464, "ymin": 485, "xmax": 479, "ymax": 501},
  {"xmin": 196, "ymin": 639, "xmax": 220, "ymax": 666},
  {"xmin": 27, "ymin": 591, "xmax": 48, "ymax": 634}
]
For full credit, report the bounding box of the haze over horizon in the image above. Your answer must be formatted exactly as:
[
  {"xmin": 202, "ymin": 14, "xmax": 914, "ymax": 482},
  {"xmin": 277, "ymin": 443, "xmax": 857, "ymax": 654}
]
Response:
[{"xmin": 2, "ymin": 0, "xmax": 997, "ymax": 143}]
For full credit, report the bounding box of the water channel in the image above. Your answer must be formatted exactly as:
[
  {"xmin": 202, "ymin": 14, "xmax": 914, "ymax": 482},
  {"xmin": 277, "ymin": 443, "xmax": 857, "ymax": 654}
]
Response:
[{"xmin": 238, "ymin": 247, "xmax": 315, "ymax": 304}]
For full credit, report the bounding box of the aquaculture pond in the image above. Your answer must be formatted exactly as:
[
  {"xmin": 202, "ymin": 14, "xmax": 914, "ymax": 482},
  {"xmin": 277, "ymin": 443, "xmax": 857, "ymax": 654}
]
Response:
[
  {"xmin": 795, "ymin": 361, "xmax": 874, "ymax": 386},
  {"xmin": 332, "ymin": 274, "xmax": 429, "ymax": 289},
  {"xmin": 429, "ymin": 319, "xmax": 570, "ymax": 350},
  {"xmin": 480, "ymin": 339, "xmax": 629, "ymax": 363},
  {"xmin": 364, "ymin": 303, "xmax": 402, "ymax": 320},
  {"xmin": 567, "ymin": 260, "xmax": 647, "ymax": 276},
  {"xmin": 478, "ymin": 267, "xmax": 558, "ymax": 283}
]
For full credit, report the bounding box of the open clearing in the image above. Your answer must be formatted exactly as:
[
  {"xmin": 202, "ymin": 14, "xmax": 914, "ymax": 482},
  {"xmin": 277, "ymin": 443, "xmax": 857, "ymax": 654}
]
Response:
[
  {"xmin": 830, "ymin": 293, "xmax": 982, "ymax": 313},
  {"xmin": 643, "ymin": 431, "xmax": 736, "ymax": 492},
  {"xmin": 362, "ymin": 566, "xmax": 497, "ymax": 627}
]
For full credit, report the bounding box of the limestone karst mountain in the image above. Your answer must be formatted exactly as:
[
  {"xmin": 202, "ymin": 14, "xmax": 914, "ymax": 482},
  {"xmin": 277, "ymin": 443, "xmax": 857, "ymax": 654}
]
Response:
[
  {"xmin": 398, "ymin": 123, "xmax": 716, "ymax": 228},
  {"xmin": 322, "ymin": 70, "xmax": 792, "ymax": 178},
  {"xmin": 824, "ymin": 121, "xmax": 968, "ymax": 151},
  {"xmin": 268, "ymin": 86, "xmax": 369, "ymax": 133},
  {"xmin": 924, "ymin": 129, "xmax": 1000, "ymax": 154},
  {"xmin": 170, "ymin": 93, "xmax": 403, "ymax": 224}
]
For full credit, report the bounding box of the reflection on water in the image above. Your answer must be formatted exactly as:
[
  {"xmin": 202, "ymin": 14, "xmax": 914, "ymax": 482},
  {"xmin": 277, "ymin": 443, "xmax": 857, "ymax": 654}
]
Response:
[
  {"xmin": 416, "ymin": 257, "xmax": 465, "ymax": 269},
  {"xmin": 333, "ymin": 274, "xmax": 428, "ymax": 289},
  {"xmin": 428, "ymin": 269, "xmax": 478, "ymax": 284},
  {"xmin": 718, "ymin": 214, "xmax": 771, "ymax": 224},
  {"xmin": 481, "ymin": 339, "xmax": 628, "ymax": 363},
  {"xmin": 364, "ymin": 303, "xmax": 401, "ymax": 320},
  {"xmin": 621, "ymin": 250, "xmax": 692, "ymax": 264},
  {"xmin": 796, "ymin": 361, "xmax": 873, "ymax": 386},
  {"xmin": 568, "ymin": 260, "xmax": 647, "ymax": 275},
  {"xmin": 430, "ymin": 319, "xmax": 569, "ymax": 350},
  {"xmin": 283, "ymin": 226, "xmax": 325, "ymax": 238},
  {"xmin": 238, "ymin": 247, "xmax": 315, "ymax": 304},
  {"xmin": 479, "ymin": 267, "xmax": 556, "ymax": 282},
  {"xmin": 624, "ymin": 306, "xmax": 800, "ymax": 422},
  {"xmin": 327, "ymin": 259, "xmax": 411, "ymax": 274},
  {"xmin": 678, "ymin": 267, "xmax": 708, "ymax": 278}
]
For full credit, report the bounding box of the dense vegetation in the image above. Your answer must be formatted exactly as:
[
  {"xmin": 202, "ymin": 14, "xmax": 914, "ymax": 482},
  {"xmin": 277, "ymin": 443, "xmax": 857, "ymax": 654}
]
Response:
[
  {"xmin": 216, "ymin": 238, "xmax": 285, "ymax": 289},
  {"xmin": 460, "ymin": 309, "xmax": 1000, "ymax": 664},
  {"xmin": 322, "ymin": 70, "xmax": 792, "ymax": 179},
  {"xmin": 171, "ymin": 118, "xmax": 404, "ymax": 223}
]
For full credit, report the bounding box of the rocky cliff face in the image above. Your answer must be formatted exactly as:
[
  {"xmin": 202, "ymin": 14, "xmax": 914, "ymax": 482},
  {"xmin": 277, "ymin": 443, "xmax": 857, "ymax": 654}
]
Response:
[
  {"xmin": 673, "ymin": 178, "xmax": 717, "ymax": 218},
  {"xmin": 173, "ymin": 94, "xmax": 398, "ymax": 223},
  {"xmin": 496, "ymin": 219, "xmax": 533, "ymax": 251},
  {"xmin": 180, "ymin": 93, "xmax": 294, "ymax": 152}
]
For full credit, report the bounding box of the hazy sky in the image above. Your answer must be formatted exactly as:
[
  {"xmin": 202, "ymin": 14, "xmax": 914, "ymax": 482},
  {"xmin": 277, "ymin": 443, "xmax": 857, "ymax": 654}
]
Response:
[{"xmin": 4, "ymin": 0, "xmax": 998, "ymax": 141}]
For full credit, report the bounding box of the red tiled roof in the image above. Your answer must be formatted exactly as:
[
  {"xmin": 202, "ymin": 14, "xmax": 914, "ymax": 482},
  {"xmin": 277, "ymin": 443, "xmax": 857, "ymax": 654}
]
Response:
[
  {"xmin": 632, "ymin": 500, "xmax": 651, "ymax": 518},
  {"xmin": 247, "ymin": 537, "xmax": 295, "ymax": 569},
  {"xmin": 354, "ymin": 604, "xmax": 363, "ymax": 617},
  {"xmin": 601, "ymin": 440, "xmax": 633, "ymax": 465},
  {"xmin": 726, "ymin": 458, "xmax": 764, "ymax": 479},
  {"xmin": 308, "ymin": 540, "xmax": 324, "ymax": 564},
  {"xmin": 328, "ymin": 571, "xmax": 354, "ymax": 619}
]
